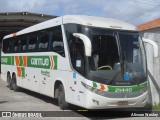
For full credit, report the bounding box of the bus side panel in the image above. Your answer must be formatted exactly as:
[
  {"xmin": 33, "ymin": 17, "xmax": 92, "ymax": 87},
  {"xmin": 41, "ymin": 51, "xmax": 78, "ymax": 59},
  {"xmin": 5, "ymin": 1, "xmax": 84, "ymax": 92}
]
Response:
[
  {"xmin": 38, "ymin": 54, "xmax": 70, "ymax": 98},
  {"xmin": 1, "ymin": 64, "xmax": 9, "ymax": 82},
  {"xmin": 67, "ymin": 71, "xmax": 86, "ymax": 108},
  {"xmin": 1, "ymin": 53, "xmax": 10, "ymax": 81},
  {"xmin": 1, "ymin": 54, "xmax": 13, "ymax": 80},
  {"xmin": 22, "ymin": 67, "xmax": 39, "ymax": 91},
  {"xmin": 10, "ymin": 53, "xmax": 71, "ymax": 99},
  {"xmin": 39, "ymin": 70, "xmax": 69, "ymax": 98}
]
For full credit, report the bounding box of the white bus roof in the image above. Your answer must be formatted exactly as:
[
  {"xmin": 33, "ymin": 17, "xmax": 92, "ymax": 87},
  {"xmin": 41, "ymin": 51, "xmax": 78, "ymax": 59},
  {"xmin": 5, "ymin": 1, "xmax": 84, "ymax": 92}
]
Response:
[
  {"xmin": 3, "ymin": 15, "xmax": 137, "ymax": 39},
  {"xmin": 63, "ymin": 15, "xmax": 137, "ymax": 31}
]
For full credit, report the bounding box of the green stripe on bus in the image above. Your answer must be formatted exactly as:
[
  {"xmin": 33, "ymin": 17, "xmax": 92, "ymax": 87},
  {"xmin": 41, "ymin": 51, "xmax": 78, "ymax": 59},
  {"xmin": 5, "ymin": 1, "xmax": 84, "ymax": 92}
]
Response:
[
  {"xmin": 1, "ymin": 56, "xmax": 12, "ymax": 65},
  {"xmin": 21, "ymin": 67, "xmax": 25, "ymax": 78},
  {"xmin": 11, "ymin": 56, "xmax": 14, "ymax": 65},
  {"xmin": 27, "ymin": 56, "xmax": 50, "ymax": 69},
  {"xmin": 1, "ymin": 55, "xmax": 58, "ymax": 70},
  {"xmin": 27, "ymin": 56, "xmax": 57, "ymax": 69},
  {"xmin": 108, "ymin": 81, "xmax": 147, "ymax": 92}
]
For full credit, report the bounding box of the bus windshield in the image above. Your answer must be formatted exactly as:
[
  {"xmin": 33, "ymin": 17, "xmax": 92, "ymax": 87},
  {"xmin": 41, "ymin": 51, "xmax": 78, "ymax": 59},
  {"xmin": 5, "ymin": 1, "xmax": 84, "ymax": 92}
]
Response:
[
  {"xmin": 87, "ymin": 28, "xmax": 147, "ymax": 85},
  {"xmin": 118, "ymin": 32, "xmax": 147, "ymax": 79},
  {"xmin": 88, "ymin": 29, "xmax": 120, "ymax": 83},
  {"xmin": 64, "ymin": 24, "xmax": 147, "ymax": 85}
]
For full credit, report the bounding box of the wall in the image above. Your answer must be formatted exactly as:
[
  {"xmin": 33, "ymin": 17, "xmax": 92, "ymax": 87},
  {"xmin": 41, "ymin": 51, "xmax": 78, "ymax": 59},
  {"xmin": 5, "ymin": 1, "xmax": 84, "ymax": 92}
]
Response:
[{"xmin": 142, "ymin": 29, "xmax": 160, "ymax": 105}]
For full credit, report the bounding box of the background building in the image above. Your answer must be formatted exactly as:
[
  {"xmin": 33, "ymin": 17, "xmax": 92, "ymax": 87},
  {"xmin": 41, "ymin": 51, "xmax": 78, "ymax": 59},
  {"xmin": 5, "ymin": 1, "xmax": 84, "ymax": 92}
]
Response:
[{"xmin": 137, "ymin": 18, "xmax": 160, "ymax": 48}]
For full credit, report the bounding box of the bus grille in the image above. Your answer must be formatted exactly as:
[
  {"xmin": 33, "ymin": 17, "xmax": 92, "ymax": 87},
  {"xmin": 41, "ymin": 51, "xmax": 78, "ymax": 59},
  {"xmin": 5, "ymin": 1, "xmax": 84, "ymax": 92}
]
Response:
[{"xmin": 102, "ymin": 91, "xmax": 145, "ymax": 98}]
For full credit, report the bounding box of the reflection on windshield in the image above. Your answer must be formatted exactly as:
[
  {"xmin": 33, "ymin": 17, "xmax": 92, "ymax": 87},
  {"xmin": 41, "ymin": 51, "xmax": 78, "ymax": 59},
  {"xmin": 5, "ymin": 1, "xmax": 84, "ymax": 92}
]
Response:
[
  {"xmin": 119, "ymin": 33, "xmax": 147, "ymax": 80},
  {"xmin": 88, "ymin": 29, "xmax": 147, "ymax": 84},
  {"xmin": 89, "ymin": 31, "xmax": 120, "ymax": 81}
]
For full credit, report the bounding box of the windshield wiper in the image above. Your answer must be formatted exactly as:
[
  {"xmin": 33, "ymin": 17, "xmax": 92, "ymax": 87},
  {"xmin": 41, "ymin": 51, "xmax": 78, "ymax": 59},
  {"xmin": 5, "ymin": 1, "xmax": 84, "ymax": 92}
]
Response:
[{"xmin": 107, "ymin": 71, "xmax": 121, "ymax": 85}]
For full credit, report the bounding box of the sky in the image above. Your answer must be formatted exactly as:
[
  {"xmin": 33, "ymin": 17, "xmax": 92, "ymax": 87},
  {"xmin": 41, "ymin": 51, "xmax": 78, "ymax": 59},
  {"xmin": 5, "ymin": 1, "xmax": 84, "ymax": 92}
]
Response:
[{"xmin": 0, "ymin": 0, "xmax": 160, "ymax": 25}]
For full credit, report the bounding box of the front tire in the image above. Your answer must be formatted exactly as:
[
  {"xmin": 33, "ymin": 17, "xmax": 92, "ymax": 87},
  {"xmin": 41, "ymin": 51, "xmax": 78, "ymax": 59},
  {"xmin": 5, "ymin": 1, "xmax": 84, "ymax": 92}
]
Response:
[
  {"xmin": 143, "ymin": 103, "xmax": 152, "ymax": 111},
  {"xmin": 58, "ymin": 84, "xmax": 69, "ymax": 110}
]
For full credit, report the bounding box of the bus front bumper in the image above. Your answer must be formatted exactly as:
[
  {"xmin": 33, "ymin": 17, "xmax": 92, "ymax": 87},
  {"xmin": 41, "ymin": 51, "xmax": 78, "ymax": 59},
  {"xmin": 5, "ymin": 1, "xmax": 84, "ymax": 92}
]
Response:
[{"xmin": 85, "ymin": 90, "xmax": 148, "ymax": 109}]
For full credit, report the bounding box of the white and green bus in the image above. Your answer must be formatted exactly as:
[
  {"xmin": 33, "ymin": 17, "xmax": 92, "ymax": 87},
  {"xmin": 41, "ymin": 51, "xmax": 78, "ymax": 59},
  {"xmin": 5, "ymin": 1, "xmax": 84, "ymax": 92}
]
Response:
[{"xmin": 1, "ymin": 15, "xmax": 149, "ymax": 110}]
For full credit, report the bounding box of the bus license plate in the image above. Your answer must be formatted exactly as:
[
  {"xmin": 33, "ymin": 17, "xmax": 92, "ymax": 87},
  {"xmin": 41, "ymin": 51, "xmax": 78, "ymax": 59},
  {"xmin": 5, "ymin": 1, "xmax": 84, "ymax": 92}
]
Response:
[{"xmin": 117, "ymin": 101, "xmax": 128, "ymax": 106}]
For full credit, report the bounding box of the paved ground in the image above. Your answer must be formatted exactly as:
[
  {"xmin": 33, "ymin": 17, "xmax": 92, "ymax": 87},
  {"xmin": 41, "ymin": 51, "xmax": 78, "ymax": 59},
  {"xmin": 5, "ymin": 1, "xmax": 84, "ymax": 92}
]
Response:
[{"xmin": 0, "ymin": 78, "xmax": 159, "ymax": 120}]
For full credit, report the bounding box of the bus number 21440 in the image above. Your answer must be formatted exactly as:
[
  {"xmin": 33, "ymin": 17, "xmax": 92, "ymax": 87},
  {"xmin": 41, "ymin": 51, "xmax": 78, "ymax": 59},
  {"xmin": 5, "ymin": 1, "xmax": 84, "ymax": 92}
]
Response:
[{"xmin": 115, "ymin": 88, "xmax": 132, "ymax": 92}]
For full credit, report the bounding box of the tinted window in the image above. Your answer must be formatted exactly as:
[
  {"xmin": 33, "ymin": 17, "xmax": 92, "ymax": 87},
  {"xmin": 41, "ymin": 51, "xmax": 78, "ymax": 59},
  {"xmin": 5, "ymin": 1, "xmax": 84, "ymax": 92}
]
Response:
[
  {"xmin": 28, "ymin": 33, "xmax": 38, "ymax": 52},
  {"xmin": 38, "ymin": 30, "xmax": 50, "ymax": 52},
  {"xmin": 3, "ymin": 38, "xmax": 12, "ymax": 53},
  {"xmin": 50, "ymin": 26, "xmax": 65, "ymax": 57},
  {"xmin": 64, "ymin": 24, "xmax": 85, "ymax": 75},
  {"xmin": 71, "ymin": 38, "xmax": 85, "ymax": 75},
  {"xmin": 19, "ymin": 36, "xmax": 28, "ymax": 52},
  {"xmin": 13, "ymin": 37, "xmax": 19, "ymax": 53},
  {"xmin": 2, "ymin": 26, "xmax": 64, "ymax": 55}
]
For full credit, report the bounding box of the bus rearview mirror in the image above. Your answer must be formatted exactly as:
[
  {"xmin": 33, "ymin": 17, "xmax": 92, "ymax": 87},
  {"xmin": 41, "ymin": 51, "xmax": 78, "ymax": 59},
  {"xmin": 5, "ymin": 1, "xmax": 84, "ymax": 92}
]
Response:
[{"xmin": 73, "ymin": 33, "xmax": 92, "ymax": 57}]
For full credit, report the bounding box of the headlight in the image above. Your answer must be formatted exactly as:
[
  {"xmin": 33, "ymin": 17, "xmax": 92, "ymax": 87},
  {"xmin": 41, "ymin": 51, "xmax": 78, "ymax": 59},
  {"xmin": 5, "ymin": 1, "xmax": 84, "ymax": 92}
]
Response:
[{"xmin": 81, "ymin": 81, "xmax": 107, "ymax": 96}]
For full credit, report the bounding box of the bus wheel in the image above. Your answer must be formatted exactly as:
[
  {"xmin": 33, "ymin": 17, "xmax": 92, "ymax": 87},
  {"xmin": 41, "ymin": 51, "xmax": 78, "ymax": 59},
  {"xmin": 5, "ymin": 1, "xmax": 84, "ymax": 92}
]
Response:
[
  {"xmin": 58, "ymin": 84, "xmax": 69, "ymax": 110},
  {"xmin": 12, "ymin": 75, "xmax": 20, "ymax": 92},
  {"xmin": 7, "ymin": 73, "xmax": 13, "ymax": 90}
]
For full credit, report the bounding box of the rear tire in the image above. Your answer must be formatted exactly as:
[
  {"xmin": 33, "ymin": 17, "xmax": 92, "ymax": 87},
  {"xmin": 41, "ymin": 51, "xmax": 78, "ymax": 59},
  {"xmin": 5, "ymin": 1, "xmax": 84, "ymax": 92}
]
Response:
[
  {"xmin": 58, "ymin": 84, "xmax": 69, "ymax": 110},
  {"xmin": 12, "ymin": 75, "xmax": 20, "ymax": 92},
  {"xmin": 7, "ymin": 74, "xmax": 13, "ymax": 90}
]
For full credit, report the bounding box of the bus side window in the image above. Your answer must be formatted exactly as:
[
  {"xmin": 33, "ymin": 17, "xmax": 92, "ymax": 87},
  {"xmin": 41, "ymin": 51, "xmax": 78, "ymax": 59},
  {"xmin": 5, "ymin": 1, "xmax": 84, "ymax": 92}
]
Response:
[
  {"xmin": 38, "ymin": 30, "xmax": 49, "ymax": 52},
  {"xmin": 70, "ymin": 37, "xmax": 85, "ymax": 75},
  {"xmin": 19, "ymin": 35, "xmax": 28, "ymax": 52},
  {"xmin": 3, "ymin": 38, "xmax": 12, "ymax": 53},
  {"xmin": 28, "ymin": 33, "xmax": 38, "ymax": 52},
  {"xmin": 13, "ymin": 37, "xmax": 20, "ymax": 53},
  {"xmin": 50, "ymin": 26, "xmax": 65, "ymax": 57}
]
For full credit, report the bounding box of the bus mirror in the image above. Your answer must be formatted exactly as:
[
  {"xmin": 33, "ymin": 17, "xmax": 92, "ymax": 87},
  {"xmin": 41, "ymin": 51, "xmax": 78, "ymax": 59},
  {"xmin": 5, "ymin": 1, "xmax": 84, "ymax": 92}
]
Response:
[
  {"xmin": 73, "ymin": 33, "xmax": 92, "ymax": 56},
  {"xmin": 142, "ymin": 38, "xmax": 159, "ymax": 58}
]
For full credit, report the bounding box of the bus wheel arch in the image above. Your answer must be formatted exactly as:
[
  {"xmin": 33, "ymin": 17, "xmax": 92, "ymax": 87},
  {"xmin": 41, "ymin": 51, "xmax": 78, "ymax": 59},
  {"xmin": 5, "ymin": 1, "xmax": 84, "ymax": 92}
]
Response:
[
  {"xmin": 54, "ymin": 80, "xmax": 62, "ymax": 99},
  {"xmin": 54, "ymin": 80, "xmax": 69, "ymax": 110},
  {"xmin": 12, "ymin": 73, "xmax": 20, "ymax": 91}
]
